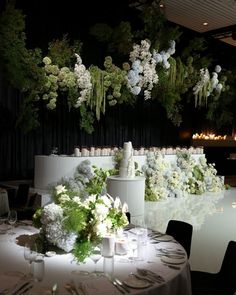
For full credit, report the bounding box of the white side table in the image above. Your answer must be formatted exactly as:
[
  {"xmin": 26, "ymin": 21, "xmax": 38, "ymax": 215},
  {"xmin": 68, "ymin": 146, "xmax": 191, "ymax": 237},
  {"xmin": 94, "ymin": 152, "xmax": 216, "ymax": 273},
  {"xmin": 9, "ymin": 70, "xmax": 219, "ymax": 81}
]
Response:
[{"xmin": 106, "ymin": 176, "xmax": 145, "ymax": 221}]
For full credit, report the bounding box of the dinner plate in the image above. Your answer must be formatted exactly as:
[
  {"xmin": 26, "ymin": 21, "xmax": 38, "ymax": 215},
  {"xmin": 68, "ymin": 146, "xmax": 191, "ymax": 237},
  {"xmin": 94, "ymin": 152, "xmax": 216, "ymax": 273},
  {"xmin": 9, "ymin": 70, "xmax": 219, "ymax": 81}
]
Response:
[
  {"xmin": 154, "ymin": 234, "xmax": 173, "ymax": 242},
  {"xmin": 123, "ymin": 276, "xmax": 151, "ymax": 289},
  {"xmin": 161, "ymin": 255, "xmax": 186, "ymax": 265}
]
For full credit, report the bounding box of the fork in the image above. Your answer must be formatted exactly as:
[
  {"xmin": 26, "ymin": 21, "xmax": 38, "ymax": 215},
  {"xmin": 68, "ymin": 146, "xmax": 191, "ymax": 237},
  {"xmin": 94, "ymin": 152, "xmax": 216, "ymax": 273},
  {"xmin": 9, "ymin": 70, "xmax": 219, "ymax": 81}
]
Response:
[{"xmin": 137, "ymin": 268, "xmax": 165, "ymax": 283}]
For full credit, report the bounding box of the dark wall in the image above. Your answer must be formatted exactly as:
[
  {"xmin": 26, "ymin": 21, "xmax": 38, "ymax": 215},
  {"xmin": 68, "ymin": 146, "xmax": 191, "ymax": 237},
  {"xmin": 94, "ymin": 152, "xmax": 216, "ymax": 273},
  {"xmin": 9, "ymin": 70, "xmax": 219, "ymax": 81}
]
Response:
[{"xmin": 0, "ymin": 70, "xmax": 184, "ymax": 181}]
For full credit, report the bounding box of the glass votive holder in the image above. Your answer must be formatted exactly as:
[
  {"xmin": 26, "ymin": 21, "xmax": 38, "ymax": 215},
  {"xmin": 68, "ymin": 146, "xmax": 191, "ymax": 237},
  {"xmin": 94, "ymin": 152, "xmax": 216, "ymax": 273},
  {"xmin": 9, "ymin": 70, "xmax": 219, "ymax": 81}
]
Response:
[
  {"xmin": 101, "ymin": 236, "xmax": 115, "ymax": 258},
  {"xmin": 103, "ymin": 256, "xmax": 114, "ymax": 276},
  {"xmin": 33, "ymin": 254, "xmax": 45, "ymax": 282}
]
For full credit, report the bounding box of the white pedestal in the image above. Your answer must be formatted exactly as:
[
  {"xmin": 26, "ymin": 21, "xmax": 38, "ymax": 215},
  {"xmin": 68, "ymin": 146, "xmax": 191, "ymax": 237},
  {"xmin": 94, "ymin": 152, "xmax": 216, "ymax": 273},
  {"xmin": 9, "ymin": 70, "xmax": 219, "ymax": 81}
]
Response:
[{"xmin": 106, "ymin": 176, "xmax": 145, "ymax": 221}]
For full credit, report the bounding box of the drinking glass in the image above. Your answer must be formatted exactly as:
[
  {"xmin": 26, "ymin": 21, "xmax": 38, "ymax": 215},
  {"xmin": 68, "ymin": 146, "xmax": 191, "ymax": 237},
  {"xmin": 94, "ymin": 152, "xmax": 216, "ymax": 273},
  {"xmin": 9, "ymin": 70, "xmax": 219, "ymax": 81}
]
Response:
[
  {"xmin": 24, "ymin": 242, "xmax": 38, "ymax": 277},
  {"xmin": 33, "ymin": 254, "xmax": 45, "ymax": 282},
  {"xmin": 90, "ymin": 246, "xmax": 102, "ymax": 275},
  {"xmin": 128, "ymin": 232, "xmax": 138, "ymax": 262},
  {"xmin": 7, "ymin": 210, "xmax": 17, "ymax": 235}
]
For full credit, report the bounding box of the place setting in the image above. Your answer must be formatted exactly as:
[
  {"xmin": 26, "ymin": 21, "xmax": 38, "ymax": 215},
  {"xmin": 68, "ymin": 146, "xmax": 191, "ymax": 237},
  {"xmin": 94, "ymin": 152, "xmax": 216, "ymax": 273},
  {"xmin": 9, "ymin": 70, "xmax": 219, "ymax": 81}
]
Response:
[{"xmin": 154, "ymin": 246, "xmax": 187, "ymax": 269}]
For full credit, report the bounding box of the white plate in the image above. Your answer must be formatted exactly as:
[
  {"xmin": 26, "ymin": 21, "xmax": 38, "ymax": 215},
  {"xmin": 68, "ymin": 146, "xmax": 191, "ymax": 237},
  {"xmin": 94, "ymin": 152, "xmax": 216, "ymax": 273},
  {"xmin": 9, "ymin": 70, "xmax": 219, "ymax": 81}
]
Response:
[
  {"xmin": 155, "ymin": 235, "xmax": 173, "ymax": 242},
  {"xmin": 161, "ymin": 255, "xmax": 186, "ymax": 265},
  {"xmin": 123, "ymin": 276, "xmax": 151, "ymax": 289}
]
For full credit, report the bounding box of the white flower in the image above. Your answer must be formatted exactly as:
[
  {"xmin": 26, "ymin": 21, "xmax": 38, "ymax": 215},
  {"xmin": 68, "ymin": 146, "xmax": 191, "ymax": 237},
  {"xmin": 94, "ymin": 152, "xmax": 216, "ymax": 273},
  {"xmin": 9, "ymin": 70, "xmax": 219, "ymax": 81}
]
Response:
[
  {"xmin": 215, "ymin": 65, "xmax": 221, "ymax": 73},
  {"xmin": 73, "ymin": 196, "xmax": 81, "ymax": 204},
  {"xmin": 74, "ymin": 53, "xmax": 92, "ymax": 106},
  {"xmin": 41, "ymin": 203, "xmax": 63, "ymax": 224},
  {"xmin": 122, "ymin": 202, "xmax": 128, "ymax": 213},
  {"xmin": 55, "ymin": 184, "xmax": 67, "ymax": 195},
  {"xmin": 100, "ymin": 195, "xmax": 112, "ymax": 208},
  {"xmin": 94, "ymin": 203, "xmax": 109, "ymax": 220},
  {"xmin": 58, "ymin": 194, "xmax": 70, "ymax": 203},
  {"xmin": 95, "ymin": 222, "xmax": 108, "ymax": 236},
  {"xmin": 114, "ymin": 197, "xmax": 121, "ymax": 209}
]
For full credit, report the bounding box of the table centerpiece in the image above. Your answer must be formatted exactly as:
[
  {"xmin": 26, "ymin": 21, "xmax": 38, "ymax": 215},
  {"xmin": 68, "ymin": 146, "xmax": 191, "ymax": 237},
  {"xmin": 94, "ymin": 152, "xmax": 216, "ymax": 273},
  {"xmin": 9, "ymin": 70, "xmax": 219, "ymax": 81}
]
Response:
[{"xmin": 33, "ymin": 184, "xmax": 129, "ymax": 263}]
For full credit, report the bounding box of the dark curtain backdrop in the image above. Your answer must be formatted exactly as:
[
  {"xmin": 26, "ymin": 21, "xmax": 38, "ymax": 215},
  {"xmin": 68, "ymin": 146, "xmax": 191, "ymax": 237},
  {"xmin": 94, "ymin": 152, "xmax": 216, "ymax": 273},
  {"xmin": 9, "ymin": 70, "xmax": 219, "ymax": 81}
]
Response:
[{"xmin": 0, "ymin": 68, "xmax": 193, "ymax": 181}]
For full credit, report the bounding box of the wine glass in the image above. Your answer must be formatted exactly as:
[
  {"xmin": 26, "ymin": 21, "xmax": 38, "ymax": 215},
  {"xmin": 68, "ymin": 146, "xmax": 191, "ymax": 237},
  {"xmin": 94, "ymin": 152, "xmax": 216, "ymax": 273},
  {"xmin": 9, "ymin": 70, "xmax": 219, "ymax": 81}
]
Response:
[
  {"xmin": 90, "ymin": 246, "xmax": 102, "ymax": 275},
  {"xmin": 7, "ymin": 210, "xmax": 17, "ymax": 235},
  {"xmin": 128, "ymin": 232, "xmax": 138, "ymax": 262},
  {"xmin": 24, "ymin": 242, "xmax": 38, "ymax": 277}
]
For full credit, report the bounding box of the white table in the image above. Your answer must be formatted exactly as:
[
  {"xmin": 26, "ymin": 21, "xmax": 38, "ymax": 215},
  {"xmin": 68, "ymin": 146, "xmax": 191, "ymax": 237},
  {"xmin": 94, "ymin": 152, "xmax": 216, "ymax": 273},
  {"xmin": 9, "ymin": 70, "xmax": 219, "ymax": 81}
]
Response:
[
  {"xmin": 0, "ymin": 189, "xmax": 9, "ymax": 216},
  {"xmin": 34, "ymin": 154, "xmax": 203, "ymax": 190},
  {"xmin": 0, "ymin": 225, "xmax": 192, "ymax": 295}
]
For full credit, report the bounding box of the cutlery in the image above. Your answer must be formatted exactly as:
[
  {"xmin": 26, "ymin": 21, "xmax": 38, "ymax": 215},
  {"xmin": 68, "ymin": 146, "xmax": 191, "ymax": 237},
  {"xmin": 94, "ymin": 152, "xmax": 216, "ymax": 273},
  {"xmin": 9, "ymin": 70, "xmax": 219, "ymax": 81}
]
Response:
[
  {"xmin": 52, "ymin": 284, "xmax": 58, "ymax": 295},
  {"xmin": 18, "ymin": 283, "xmax": 33, "ymax": 295},
  {"xmin": 137, "ymin": 268, "xmax": 165, "ymax": 283},
  {"xmin": 106, "ymin": 274, "xmax": 125, "ymax": 294},
  {"xmin": 157, "ymin": 253, "xmax": 185, "ymax": 259},
  {"xmin": 64, "ymin": 282, "xmax": 80, "ymax": 295},
  {"xmin": 130, "ymin": 273, "xmax": 155, "ymax": 284},
  {"xmin": 12, "ymin": 281, "xmax": 31, "ymax": 295},
  {"xmin": 163, "ymin": 263, "xmax": 181, "ymax": 270},
  {"xmin": 112, "ymin": 280, "xmax": 126, "ymax": 294},
  {"xmin": 159, "ymin": 249, "xmax": 185, "ymax": 256},
  {"xmin": 114, "ymin": 278, "xmax": 130, "ymax": 293}
]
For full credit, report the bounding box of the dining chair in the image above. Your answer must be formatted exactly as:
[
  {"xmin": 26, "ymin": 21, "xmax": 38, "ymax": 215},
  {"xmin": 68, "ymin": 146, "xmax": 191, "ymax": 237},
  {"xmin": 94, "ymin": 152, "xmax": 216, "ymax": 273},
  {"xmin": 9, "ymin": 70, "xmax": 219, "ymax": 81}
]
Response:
[
  {"xmin": 14, "ymin": 183, "xmax": 30, "ymax": 208},
  {"xmin": 125, "ymin": 212, "xmax": 131, "ymax": 223},
  {"xmin": 11, "ymin": 184, "xmax": 38, "ymax": 220},
  {"xmin": 191, "ymin": 240, "xmax": 236, "ymax": 295},
  {"xmin": 165, "ymin": 219, "xmax": 193, "ymax": 258}
]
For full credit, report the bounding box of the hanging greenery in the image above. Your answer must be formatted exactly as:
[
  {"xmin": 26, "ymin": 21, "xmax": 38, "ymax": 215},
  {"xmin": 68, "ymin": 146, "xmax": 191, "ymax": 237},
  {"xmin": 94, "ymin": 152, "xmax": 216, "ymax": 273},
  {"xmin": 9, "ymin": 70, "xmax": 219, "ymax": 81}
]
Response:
[{"xmin": 0, "ymin": 1, "xmax": 229, "ymax": 134}]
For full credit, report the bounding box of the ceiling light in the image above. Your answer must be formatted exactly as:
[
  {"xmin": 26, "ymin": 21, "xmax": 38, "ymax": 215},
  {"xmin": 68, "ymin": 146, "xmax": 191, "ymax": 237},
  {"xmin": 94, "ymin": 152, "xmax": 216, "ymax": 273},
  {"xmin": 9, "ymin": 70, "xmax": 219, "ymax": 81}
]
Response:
[
  {"xmin": 203, "ymin": 22, "xmax": 209, "ymax": 26},
  {"xmin": 160, "ymin": 3, "xmax": 164, "ymax": 8}
]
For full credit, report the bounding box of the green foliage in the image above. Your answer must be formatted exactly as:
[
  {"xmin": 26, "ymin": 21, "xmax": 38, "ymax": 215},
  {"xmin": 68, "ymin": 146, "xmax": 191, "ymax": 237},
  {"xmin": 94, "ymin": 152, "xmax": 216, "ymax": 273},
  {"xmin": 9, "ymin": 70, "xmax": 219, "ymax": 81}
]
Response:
[
  {"xmin": 33, "ymin": 208, "xmax": 43, "ymax": 228},
  {"xmin": 85, "ymin": 165, "xmax": 115, "ymax": 195},
  {"xmin": 0, "ymin": 2, "xmax": 232, "ymax": 133},
  {"xmin": 73, "ymin": 239, "xmax": 94, "ymax": 263},
  {"xmin": 137, "ymin": 5, "xmax": 182, "ymax": 49},
  {"xmin": 79, "ymin": 103, "xmax": 95, "ymax": 134},
  {"xmin": 48, "ymin": 35, "xmax": 82, "ymax": 67},
  {"xmin": 90, "ymin": 21, "xmax": 133, "ymax": 56},
  {"xmin": 63, "ymin": 204, "xmax": 88, "ymax": 233}
]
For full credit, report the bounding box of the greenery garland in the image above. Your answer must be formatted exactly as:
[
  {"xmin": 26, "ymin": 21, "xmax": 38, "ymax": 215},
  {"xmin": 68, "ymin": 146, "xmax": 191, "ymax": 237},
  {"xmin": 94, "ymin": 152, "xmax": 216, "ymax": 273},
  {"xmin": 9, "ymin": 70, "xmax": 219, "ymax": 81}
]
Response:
[{"xmin": 0, "ymin": 2, "xmax": 230, "ymax": 134}]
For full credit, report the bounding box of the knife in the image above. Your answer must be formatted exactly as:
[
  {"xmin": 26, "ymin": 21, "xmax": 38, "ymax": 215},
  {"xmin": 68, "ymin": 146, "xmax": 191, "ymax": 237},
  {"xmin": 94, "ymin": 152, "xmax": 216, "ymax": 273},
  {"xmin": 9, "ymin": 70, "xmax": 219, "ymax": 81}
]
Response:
[
  {"xmin": 112, "ymin": 280, "xmax": 126, "ymax": 294},
  {"xmin": 12, "ymin": 281, "xmax": 31, "ymax": 295},
  {"xmin": 18, "ymin": 283, "xmax": 33, "ymax": 295},
  {"xmin": 114, "ymin": 278, "xmax": 130, "ymax": 293}
]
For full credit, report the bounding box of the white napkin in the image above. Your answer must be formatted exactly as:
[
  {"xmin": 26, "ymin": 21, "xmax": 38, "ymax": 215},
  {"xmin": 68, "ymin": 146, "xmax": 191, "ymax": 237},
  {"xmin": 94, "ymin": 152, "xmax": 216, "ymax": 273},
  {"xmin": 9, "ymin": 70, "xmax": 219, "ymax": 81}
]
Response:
[{"xmin": 80, "ymin": 277, "xmax": 121, "ymax": 295}]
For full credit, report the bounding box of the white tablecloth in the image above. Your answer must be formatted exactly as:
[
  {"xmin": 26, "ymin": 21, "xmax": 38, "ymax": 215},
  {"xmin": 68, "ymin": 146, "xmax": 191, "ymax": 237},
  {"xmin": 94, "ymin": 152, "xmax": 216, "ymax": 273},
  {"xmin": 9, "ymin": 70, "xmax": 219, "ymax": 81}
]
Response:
[
  {"xmin": 0, "ymin": 189, "xmax": 9, "ymax": 216},
  {"xmin": 0, "ymin": 225, "xmax": 192, "ymax": 295}
]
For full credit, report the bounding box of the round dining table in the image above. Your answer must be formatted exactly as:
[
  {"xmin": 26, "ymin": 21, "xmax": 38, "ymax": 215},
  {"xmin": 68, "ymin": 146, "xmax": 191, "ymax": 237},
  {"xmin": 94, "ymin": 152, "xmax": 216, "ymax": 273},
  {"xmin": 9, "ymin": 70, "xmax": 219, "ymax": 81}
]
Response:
[{"xmin": 0, "ymin": 223, "xmax": 192, "ymax": 295}]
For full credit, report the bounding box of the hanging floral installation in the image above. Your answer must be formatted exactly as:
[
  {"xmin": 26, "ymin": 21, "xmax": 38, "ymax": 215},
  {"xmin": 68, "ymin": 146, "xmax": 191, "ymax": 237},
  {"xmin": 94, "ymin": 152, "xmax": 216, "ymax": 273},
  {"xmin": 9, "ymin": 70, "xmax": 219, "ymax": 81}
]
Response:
[{"xmin": 0, "ymin": 2, "xmax": 229, "ymax": 133}]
